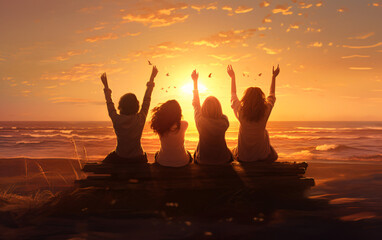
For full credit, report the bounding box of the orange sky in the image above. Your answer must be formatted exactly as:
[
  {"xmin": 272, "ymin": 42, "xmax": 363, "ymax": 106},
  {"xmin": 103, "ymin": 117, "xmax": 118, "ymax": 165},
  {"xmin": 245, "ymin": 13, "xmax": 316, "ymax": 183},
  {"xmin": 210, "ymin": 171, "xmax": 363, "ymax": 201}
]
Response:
[{"xmin": 0, "ymin": 0, "xmax": 381, "ymax": 121}]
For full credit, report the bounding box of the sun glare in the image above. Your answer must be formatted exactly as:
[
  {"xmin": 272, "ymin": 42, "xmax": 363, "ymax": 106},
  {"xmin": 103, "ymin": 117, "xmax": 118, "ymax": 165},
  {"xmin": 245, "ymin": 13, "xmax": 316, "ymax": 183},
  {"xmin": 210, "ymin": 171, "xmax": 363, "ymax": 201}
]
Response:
[{"xmin": 181, "ymin": 82, "xmax": 207, "ymax": 94}]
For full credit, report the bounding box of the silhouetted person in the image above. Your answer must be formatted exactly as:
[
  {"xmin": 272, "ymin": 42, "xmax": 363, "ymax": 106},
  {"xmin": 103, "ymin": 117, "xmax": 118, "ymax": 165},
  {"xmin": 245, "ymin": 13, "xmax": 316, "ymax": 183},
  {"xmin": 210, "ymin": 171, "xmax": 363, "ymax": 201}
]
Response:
[
  {"xmin": 151, "ymin": 100, "xmax": 191, "ymax": 167},
  {"xmin": 227, "ymin": 64, "xmax": 280, "ymax": 162},
  {"xmin": 101, "ymin": 66, "xmax": 158, "ymax": 163},
  {"xmin": 191, "ymin": 69, "xmax": 232, "ymax": 165}
]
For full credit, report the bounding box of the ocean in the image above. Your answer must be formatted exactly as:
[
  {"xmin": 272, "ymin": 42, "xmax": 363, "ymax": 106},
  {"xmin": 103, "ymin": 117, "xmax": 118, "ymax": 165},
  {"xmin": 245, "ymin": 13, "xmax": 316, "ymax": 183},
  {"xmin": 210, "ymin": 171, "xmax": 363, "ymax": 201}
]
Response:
[{"xmin": 0, "ymin": 121, "xmax": 381, "ymax": 164}]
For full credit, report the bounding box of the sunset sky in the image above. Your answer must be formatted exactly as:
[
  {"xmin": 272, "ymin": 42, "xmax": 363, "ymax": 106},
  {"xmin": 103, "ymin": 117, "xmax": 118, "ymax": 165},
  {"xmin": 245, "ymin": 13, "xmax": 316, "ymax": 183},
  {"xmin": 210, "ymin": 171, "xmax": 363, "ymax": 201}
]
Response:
[{"xmin": 0, "ymin": 0, "xmax": 381, "ymax": 122}]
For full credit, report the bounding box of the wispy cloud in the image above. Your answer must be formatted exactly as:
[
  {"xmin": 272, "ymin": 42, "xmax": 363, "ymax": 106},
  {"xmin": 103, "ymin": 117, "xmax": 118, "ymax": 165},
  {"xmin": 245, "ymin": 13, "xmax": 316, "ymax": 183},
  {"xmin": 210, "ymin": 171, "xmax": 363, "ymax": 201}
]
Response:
[
  {"xmin": 262, "ymin": 47, "xmax": 282, "ymax": 55},
  {"xmin": 343, "ymin": 42, "xmax": 382, "ymax": 49},
  {"xmin": 191, "ymin": 2, "xmax": 218, "ymax": 12},
  {"xmin": 50, "ymin": 50, "xmax": 88, "ymax": 62},
  {"xmin": 348, "ymin": 67, "xmax": 373, "ymax": 70},
  {"xmin": 85, "ymin": 33, "xmax": 118, "ymax": 43},
  {"xmin": 337, "ymin": 8, "xmax": 347, "ymax": 13},
  {"xmin": 209, "ymin": 53, "xmax": 252, "ymax": 62},
  {"xmin": 341, "ymin": 55, "xmax": 370, "ymax": 59},
  {"xmin": 272, "ymin": 5, "xmax": 293, "ymax": 15},
  {"xmin": 41, "ymin": 63, "xmax": 122, "ymax": 82},
  {"xmin": 259, "ymin": 1, "xmax": 270, "ymax": 8},
  {"xmin": 262, "ymin": 14, "xmax": 272, "ymax": 23},
  {"xmin": 308, "ymin": 42, "xmax": 323, "ymax": 48},
  {"xmin": 121, "ymin": 2, "xmax": 189, "ymax": 28},
  {"xmin": 192, "ymin": 29, "xmax": 256, "ymax": 48},
  {"xmin": 221, "ymin": 5, "xmax": 253, "ymax": 15},
  {"xmin": 348, "ymin": 32, "xmax": 375, "ymax": 40}
]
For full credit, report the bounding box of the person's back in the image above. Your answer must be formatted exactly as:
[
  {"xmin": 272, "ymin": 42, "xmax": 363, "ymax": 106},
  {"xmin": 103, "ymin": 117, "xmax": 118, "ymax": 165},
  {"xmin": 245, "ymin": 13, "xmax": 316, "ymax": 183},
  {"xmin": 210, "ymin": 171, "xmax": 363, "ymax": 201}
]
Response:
[
  {"xmin": 101, "ymin": 66, "xmax": 158, "ymax": 163},
  {"xmin": 191, "ymin": 70, "xmax": 232, "ymax": 165},
  {"xmin": 228, "ymin": 64, "xmax": 279, "ymax": 162},
  {"xmin": 151, "ymin": 100, "xmax": 191, "ymax": 167}
]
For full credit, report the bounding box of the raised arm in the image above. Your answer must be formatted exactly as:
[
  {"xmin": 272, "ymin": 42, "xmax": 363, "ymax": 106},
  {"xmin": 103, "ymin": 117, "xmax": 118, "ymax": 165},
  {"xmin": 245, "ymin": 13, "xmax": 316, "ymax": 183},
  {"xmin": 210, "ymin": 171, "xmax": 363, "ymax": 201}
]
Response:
[
  {"xmin": 227, "ymin": 65, "xmax": 236, "ymax": 96},
  {"xmin": 227, "ymin": 65, "xmax": 240, "ymax": 119},
  {"xmin": 139, "ymin": 66, "xmax": 158, "ymax": 118},
  {"xmin": 270, "ymin": 64, "xmax": 280, "ymax": 96},
  {"xmin": 101, "ymin": 72, "xmax": 118, "ymax": 119},
  {"xmin": 191, "ymin": 69, "xmax": 201, "ymax": 121}
]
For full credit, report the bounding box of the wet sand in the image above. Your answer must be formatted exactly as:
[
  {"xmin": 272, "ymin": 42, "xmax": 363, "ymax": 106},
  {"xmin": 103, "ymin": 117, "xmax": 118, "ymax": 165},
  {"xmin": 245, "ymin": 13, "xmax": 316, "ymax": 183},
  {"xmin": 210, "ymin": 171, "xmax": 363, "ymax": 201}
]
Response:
[{"xmin": 0, "ymin": 158, "xmax": 382, "ymax": 239}]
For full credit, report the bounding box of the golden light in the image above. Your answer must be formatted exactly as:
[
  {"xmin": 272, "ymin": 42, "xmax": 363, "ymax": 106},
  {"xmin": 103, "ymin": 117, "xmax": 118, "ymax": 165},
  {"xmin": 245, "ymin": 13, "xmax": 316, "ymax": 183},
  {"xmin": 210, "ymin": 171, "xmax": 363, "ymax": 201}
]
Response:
[{"xmin": 181, "ymin": 82, "xmax": 208, "ymax": 94}]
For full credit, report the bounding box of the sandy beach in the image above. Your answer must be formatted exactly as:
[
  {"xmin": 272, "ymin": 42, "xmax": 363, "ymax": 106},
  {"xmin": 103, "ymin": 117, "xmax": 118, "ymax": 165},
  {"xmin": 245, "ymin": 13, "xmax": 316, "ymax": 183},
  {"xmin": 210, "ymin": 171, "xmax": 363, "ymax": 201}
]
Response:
[{"xmin": 0, "ymin": 158, "xmax": 381, "ymax": 239}]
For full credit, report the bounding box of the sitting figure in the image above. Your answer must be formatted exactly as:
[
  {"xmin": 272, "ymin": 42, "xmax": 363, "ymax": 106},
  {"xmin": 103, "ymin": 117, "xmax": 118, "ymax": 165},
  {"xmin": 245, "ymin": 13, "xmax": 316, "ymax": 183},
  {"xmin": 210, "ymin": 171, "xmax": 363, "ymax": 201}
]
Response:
[
  {"xmin": 101, "ymin": 66, "xmax": 158, "ymax": 163},
  {"xmin": 227, "ymin": 64, "xmax": 280, "ymax": 162},
  {"xmin": 151, "ymin": 100, "xmax": 191, "ymax": 167},
  {"xmin": 191, "ymin": 69, "xmax": 232, "ymax": 165}
]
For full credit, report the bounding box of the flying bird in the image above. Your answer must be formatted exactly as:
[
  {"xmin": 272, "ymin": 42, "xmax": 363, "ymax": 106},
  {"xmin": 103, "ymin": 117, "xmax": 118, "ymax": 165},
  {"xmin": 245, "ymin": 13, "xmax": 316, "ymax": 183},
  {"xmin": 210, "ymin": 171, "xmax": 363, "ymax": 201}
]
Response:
[
  {"xmin": 148, "ymin": 60, "xmax": 152, "ymax": 65},
  {"xmin": 166, "ymin": 73, "xmax": 170, "ymax": 76},
  {"xmin": 258, "ymin": 73, "xmax": 262, "ymax": 76},
  {"xmin": 174, "ymin": 86, "xmax": 176, "ymax": 88},
  {"xmin": 208, "ymin": 73, "xmax": 212, "ymax": 78}
]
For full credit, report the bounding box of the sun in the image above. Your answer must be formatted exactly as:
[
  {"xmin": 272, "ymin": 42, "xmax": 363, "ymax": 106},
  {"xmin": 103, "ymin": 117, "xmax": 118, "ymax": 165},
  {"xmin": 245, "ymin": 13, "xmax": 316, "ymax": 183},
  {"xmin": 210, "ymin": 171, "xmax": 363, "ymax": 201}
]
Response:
[{"xmin": 181, "ymin": 82, "xmax": 207, "ymax": 94}]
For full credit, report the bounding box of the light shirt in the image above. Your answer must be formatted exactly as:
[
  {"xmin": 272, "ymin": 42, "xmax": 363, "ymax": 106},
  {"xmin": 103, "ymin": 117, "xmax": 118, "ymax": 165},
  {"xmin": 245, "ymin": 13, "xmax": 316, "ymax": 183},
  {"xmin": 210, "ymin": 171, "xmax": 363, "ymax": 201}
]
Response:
[
  {"xmin": 104, "ymin": 82, "xmax": 154, "ymax": 159},
  {"xmin": 193, "ymin": 90, "xmax": 232, "ymax": 164},
  {"xmin": 156, "ymin": 121, "xmax": 190, "ymax": 167},
  {"xmin": 231, "ymin": 93, "xmax": 276, "ymax": 162}
]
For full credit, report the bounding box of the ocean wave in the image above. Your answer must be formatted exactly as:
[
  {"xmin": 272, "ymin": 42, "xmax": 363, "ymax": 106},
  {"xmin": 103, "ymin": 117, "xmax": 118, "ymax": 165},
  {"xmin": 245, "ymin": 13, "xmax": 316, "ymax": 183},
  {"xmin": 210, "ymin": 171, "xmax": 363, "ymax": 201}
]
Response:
[
  {"xmin": 0, "ymin": 135, "xmax": 13, "ymax": 138},
  {"xmin": 314, "ymin": 144, "xmax": 357, "ymax": 152}
]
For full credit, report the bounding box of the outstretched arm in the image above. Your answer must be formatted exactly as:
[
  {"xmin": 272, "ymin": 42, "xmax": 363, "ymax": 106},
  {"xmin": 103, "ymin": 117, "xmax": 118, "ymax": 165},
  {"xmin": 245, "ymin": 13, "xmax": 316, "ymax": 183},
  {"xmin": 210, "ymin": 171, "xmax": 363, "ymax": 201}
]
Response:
[
  {"xmin": 227, "ymin": 65, "xmax": 240, "ymax": 119},
  {"xmin": 191, "ymin": 69, "xmax": 201, "ymax": 122},
  {"xmin": 139, "ymin": 66, "xmax": 158, "ymax": 118},
  {"xmin": 270, "ymin": 64, "xmax": 280, "ymax": 96},
  {"xmin": 227, "ymin": 65, "xmax": 236, "ymax": 96},
  {"xmin": 101, "ymin": 72, "xmax": 117, "ymax": 119}
]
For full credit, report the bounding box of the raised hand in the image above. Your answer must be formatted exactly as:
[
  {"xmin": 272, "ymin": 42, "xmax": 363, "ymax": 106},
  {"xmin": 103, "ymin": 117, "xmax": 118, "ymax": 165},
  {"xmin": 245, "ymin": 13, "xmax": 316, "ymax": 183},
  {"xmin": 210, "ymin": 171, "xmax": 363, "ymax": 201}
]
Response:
[
  {"xmin": 272, "ymin": 64, "xmax": 280, "ymax": 78},
  {"xmin": 227, "ymin": 65, "xmax": 235, "ymax": 79},
  {"xmin": 100, "ymin": 72, "xmax": 109, "ymax": 89},
  {"xmin": 191, "ymin": 69, "xmax": 199, "ymax": 82},
  {"xmin": 150, "ymin": 66, "xmax": 158, "ymax": 82}
]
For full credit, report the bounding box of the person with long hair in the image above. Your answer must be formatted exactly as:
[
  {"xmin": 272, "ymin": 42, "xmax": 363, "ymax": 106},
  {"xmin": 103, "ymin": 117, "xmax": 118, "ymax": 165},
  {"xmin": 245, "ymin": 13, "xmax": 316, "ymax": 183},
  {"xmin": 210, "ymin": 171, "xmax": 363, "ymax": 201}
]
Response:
[
  {"xmin": 191, "ymin": 70, "xmax": 232, "ymax": 164},
  {"xmin": 101, "ymin": 66, "xmax": 158, "ymax": 163},
  {"xmin": 151, "ymin": 100, "xmax": 191, "ymax": 167},
  {"xmin": 227, "ymin": 64, "xmax": 280, "ymax": 162}
]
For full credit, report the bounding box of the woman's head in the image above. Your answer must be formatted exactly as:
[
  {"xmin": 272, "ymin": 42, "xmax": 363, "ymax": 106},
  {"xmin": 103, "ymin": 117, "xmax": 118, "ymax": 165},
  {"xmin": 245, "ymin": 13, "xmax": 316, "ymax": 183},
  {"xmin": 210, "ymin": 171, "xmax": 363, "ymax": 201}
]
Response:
[
  {"xmin": 240, "ymin": 87, "xmax": 266, "ymax": 122},
  {"xmin": 151, "ymin": 100, "xmax": 182, "ymax": 136},
  {"xmin": 118, "ymin": 93, "xmax": 139, "ymax": 115},
  {"xmin": 201, "ymin": 96, "xmax": 223, "ymax": 119}
]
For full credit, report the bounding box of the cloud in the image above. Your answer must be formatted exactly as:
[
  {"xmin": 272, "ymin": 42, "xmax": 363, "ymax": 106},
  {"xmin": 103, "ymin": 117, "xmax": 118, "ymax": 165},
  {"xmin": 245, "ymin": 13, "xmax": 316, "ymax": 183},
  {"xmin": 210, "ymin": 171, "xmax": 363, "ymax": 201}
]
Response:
[
  {"xmin": 192, "ymin": 29, "xmax": 257, "ymax": 48},
  {"xmin": 348, "ymin": 32, "xmax": 375, "ymax": 40},
  {"xmin": 302, "ymin": 88, "xmax": 323, "ymax": 92},
  {"xmin": 348, "ymin": 67, "xmax": 373, "ymax": 70},
  {"xmin": 308, "ymin": 42, "xmax": 323, "ymax": 47},
  {"xmin": 50, "ymin": 97, "xmax": 104, "ymax": 105},
  {"xmin": 234, "ymin": 6, "xmax": 254, "ymax": 14},
  {"xmin": 316, "ymin": 2, "xmax": 323, "ymax": 7},
  {"xmin": 299, "ymin": 4, "xmax": 313, "ymax": 9},
  {"xmin": 51, "ymin": 50, "xmax": 88, "ymax": 61},
  {"xmin": 341, "ymin": 55, "xmax": 370, "ymax": 59},
  {"xmin": 272, "ymin": 5, "xmax": 293, "ymax": 15},
  {"xmin": 191, "ymin": 2, "xmax": 218, "ymax": 12},
  {"xmin": 208, "ymin": 53, "xmax": 252, "ymax": 62},
  {"xmin": 121, "ymin": 2, "xmax": 189, "ymax": 28},
  {"xmin": 286, "ymin": 24, "xmax": 300, "ymax": 32},
  {"xmin": 368, "ymin": 3, "xmax": 381, "ymax": 7},
  {"xmin": 85, "ymin": 33, "xmax": 118, "ymax": 43},
  {"xmin": 305, "ymin": 27, "xmax": 322, "ymax": 33},
  {"xmin": 76, "ymin": 22, "xmax": 107, "ymax": 34},
  {"xmin": 262, "ymin": 14, "xmax": 272, "ymax": 23},
  {"xmin": 262, "ymin": 47, "xmax": 282, "ymax": 55},
  {"xmin": 0, "ymin": 58, "xmax": 5, "ymax": 62},
  {"xmin": 221, "ymin": 5, "xmax": 253, "ymax": 15},
  {"xmin": 259, "ymin": 1, "xmax": 270, "ymax": 8},
  {"xmin": 337, "ymin": 8, "xmax": 347, "ymax": 13},
  {"xmin": 125, "ymin": 41, "xmax": 188, "ymax": 61},
  {"xmin": 41, "ymin": 63, "xmax": 122, "ymax": 82},
  {"xmin": 342, "ymin": 42, "xmax": 382, "ymax": 49}
]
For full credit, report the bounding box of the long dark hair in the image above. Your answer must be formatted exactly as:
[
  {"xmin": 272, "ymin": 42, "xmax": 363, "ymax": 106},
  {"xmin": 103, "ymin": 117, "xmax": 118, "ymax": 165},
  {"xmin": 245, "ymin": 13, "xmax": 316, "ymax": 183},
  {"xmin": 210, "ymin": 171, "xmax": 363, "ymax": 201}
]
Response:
[
  {"xmin": 151, "ymin": 100, "xmax": 182, "ymax": 136},
  {"xmin": 240, "ymin": 87, "xmax": 266, "ymax": 122}
]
